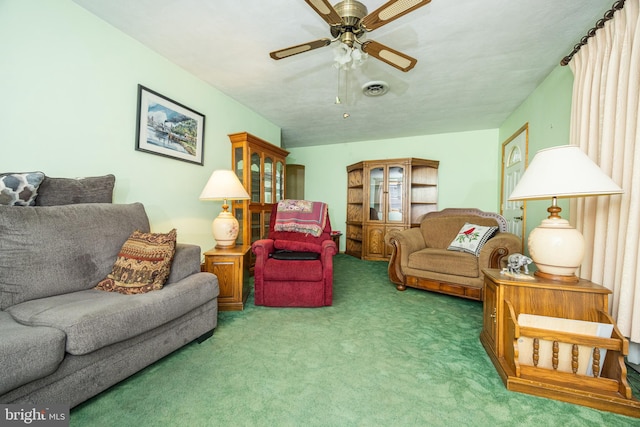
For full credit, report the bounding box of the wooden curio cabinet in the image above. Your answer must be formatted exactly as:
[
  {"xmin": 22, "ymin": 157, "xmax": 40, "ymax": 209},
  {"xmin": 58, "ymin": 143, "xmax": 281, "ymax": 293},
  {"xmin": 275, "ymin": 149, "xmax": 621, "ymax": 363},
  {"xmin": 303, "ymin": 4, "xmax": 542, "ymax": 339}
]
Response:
[
  {"xmin": 229, "ymin": 132, "xmax": 288, "ymax": 265},
  {"xmin": 345, "ymin": 158, "xmax": 439, "ymax": 261}
]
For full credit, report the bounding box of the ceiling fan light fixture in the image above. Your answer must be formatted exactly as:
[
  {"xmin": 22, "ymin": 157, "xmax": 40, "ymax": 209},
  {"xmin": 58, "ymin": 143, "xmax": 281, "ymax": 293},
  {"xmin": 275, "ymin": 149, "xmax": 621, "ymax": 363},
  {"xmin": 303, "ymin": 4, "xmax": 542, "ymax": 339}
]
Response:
[
  {"xmin": 362, "ymin": 80, "xmax": 390, "ymax": 97},
  {"xmin": 333, "ymin": 42, "xmax": 368, "ymax": 69}
]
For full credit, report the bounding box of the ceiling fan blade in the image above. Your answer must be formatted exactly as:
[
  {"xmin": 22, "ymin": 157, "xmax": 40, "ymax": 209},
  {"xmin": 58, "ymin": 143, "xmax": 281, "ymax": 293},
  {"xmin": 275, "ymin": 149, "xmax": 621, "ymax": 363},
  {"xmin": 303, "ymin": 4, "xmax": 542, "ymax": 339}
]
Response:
[
  {"xmin": 270, "ymin": 38, "xmax": 331, "ymax": 60},
  {"xmin": 304, "ymin": 0, "xmax": 343, "ymax": 26},
  {"xmin": 361, "ymin": 40, "xmax": 417, "ymax": 72},
  {"xmin": 361, "ymin": 0, "xmax": 431, "ymax": 31}
]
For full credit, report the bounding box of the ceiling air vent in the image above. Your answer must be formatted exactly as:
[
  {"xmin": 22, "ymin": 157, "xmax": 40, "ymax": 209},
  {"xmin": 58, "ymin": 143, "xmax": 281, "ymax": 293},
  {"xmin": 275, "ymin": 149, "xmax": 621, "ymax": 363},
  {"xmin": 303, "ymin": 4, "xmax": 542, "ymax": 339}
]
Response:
[{"xmin": 362, "ymin": 81, "xmax": 389, "ymax": 97}]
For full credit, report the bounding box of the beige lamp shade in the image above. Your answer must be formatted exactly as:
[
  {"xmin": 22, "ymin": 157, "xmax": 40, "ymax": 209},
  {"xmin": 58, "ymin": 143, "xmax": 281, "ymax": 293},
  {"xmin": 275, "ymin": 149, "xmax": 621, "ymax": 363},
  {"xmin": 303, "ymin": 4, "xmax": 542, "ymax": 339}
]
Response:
[
  {"xmin": 508, "ymin": 145, "xmax": 623, "ymax": 282},
  {"xmin": 199, "ymin": 170, "xmax": 250, "ymax": 248},
  {"xmin": 508, "ymin": 145, "xmax": 623, "ymax": 201}
]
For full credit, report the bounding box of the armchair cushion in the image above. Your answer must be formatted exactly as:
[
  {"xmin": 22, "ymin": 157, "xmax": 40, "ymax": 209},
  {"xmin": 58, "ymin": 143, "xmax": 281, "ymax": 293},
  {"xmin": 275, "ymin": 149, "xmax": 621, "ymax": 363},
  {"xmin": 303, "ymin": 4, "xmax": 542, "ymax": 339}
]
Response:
[{"xmin": 408, "ymin": 248, "xmax": 479, "ymax": 278}]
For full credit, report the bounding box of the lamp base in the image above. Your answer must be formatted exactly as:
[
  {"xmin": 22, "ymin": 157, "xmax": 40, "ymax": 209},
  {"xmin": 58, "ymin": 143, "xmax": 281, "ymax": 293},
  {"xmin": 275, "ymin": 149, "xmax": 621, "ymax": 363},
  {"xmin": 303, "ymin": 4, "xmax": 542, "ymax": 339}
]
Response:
[
  {"xmin": 528, "ymin": 213, "xmax": 584, "ymax": 283},
  {"xmin": 533, "ymin": 270, "xmax": 579, "ymax": 283},
  {"xmin": 212, "ymin": 210, "xmax": 239, "ymax": 249}
]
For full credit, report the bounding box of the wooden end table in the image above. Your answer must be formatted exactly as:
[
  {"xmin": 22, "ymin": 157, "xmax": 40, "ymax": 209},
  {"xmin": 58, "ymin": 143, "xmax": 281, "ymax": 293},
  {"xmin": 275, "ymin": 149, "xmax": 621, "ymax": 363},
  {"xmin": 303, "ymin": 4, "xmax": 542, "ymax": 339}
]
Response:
[{"xmin": 203, "ymin": 245, "xmax": 251, "ymax": 311}]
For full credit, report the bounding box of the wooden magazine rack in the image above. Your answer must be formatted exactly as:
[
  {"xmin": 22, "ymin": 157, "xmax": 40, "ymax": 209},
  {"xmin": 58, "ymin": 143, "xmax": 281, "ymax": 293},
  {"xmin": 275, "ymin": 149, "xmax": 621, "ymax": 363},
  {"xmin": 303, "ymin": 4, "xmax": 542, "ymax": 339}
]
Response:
[{"xmin": 480, "ymin": 269, "xmax": 640, "ymax": 418}]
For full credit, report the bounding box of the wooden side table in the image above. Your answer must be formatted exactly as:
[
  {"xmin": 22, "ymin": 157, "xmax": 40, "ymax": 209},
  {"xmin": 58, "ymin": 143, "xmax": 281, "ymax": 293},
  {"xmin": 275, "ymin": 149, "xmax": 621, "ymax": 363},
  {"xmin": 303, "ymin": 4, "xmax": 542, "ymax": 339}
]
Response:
[
  {"xmin": 203, "ymin": 245, "xmax": 251, "ymax": 311},
  {"xmin": 331, "ymin": 232, "xmax": 342, "ymax": 252},
  {"xmin": 480, "ymin": 268, "xmax": 640, "ymax": 418}
]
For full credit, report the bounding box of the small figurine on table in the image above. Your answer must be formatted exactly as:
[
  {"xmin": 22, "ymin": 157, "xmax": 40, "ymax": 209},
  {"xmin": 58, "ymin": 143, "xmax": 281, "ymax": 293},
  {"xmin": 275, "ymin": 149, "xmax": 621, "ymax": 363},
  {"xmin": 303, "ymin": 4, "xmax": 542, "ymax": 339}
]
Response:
[{"xmin": 501, "ymin": 253, "xmax": 533, "ymax": 276}]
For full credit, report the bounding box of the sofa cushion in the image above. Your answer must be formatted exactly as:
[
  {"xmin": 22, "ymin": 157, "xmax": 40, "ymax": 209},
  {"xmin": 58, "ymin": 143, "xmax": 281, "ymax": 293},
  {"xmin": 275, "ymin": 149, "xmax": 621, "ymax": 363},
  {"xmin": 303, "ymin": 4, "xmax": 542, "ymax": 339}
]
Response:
[
  {"xmin": 95, "ymin": 229, "xmax": 177, "ymax": 295},
  {"xmin": 35, "ymin": 174, "xmax": 115, "ymax": 206},
  {"xmin": 447, "ymin": 223, "xmax": 498, "ymax": 256},
  {"xmin": 6, "ymin": 272, "xmax": 218, "ymax": 355},
  {"xmin": 0, "ymin": 172, "xmax": 45, "ymax": 206},
  {"xmin": 408, "ymin": 248, "xmax": 479, "ymax": 278},
  {"xmin": 421, "ymin": 215, "xmax": 500, "ymax": 249},
  {"xmin": 0, "ymin": 203, "xmax": 150, "ymax": 310},
  {"xmin": 0, "ymin": 311, "xmax": 66, "ymax": 394}
]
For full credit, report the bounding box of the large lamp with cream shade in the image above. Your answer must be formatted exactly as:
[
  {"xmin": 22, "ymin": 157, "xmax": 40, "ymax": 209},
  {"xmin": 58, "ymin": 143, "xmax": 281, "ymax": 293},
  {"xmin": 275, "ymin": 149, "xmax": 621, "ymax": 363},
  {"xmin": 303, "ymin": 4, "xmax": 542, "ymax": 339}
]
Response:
[
  {"xmin": 199, "ymin": 170, "xmax": 250, "ymax": 248},
  {"xmin": 508, "ymin": 145, "xmax": 623, "ymax": 282}
]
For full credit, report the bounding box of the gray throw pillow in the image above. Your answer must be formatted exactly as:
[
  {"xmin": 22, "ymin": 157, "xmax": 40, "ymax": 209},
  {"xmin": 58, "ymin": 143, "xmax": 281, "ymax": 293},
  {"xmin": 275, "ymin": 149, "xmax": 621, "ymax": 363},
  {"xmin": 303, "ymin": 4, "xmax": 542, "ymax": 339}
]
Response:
[
  {"xmin": 0, "ymin": 172, "xmax": 45, "ymax": 206},
  {"xmin": 36, "ymin": 174, "xmax": 115, "ymax": 206}
]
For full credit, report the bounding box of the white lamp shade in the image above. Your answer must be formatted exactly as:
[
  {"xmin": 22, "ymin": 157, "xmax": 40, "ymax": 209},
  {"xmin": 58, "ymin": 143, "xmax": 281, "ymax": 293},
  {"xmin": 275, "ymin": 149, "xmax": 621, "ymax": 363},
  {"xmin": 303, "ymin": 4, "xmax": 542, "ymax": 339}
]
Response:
[
  {"xmin": 508, "ymin": 145, "xmax": 622, "ymax": 201},
  {"xmin": 199, "ymin": 170, "xmax": 250, "ymax": 201}
]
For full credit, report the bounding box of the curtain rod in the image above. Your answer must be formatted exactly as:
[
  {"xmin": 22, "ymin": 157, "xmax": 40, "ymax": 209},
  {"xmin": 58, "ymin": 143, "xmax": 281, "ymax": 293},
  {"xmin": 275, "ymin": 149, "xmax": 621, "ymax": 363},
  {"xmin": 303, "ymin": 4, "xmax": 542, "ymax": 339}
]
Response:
[{"xmin": 560, "ymin": 0, "xmax": 626, "ymax": 66}]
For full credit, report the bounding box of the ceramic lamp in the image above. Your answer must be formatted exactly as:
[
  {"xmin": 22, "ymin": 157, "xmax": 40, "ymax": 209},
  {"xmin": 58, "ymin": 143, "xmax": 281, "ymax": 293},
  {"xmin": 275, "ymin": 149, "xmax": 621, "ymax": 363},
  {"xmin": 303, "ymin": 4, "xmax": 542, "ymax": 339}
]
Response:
[
  {"xmin": 199, "ymin": 170, "xmax": 250, "ymax": 248},
  {"xmin": 508, "ymin": 145, "xmax": 622, "ymax": 282}
]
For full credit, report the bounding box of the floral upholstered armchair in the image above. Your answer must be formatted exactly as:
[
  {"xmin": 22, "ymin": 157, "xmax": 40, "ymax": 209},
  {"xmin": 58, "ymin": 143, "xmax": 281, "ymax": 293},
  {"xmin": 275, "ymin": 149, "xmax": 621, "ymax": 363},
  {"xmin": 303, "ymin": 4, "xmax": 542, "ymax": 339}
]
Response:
[{"xmin": 251, "ymin": 200, "xmax": 337, "ymax": 307}]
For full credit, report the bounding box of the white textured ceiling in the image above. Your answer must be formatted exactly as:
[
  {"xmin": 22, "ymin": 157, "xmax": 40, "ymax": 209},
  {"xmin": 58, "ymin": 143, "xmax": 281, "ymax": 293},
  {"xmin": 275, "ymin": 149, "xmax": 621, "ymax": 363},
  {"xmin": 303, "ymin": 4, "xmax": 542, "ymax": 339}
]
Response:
[{"xmin": 72, "ymin": 0, "xmax": 612, "ymax": 149}]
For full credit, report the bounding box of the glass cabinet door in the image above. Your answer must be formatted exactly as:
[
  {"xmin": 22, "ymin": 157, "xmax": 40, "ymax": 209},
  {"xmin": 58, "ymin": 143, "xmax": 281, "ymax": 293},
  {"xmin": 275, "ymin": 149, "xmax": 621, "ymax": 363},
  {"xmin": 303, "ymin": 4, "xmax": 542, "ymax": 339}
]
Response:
[
  {"xmin": 387, "ymin": 166, "xmax": 404, "ymax": 222},
  {"xmin": 251, "ymin": 212, "xmax": 261, "ymax": 243},
  {"xmin": 264, "ymin": 156, "xmax": 273, "ymax": 203},
  {"xmin": 250, "ymin": 152, "xmax": 261, "ymax": 203},
  {"xmin": 369, "ymin": 167, "xmax": 384, "ymax": 221},
  {"xmin": 234, "ymin": 207, "xmax": 244, "ymax": 245},
  {"xmin": 234, "ymin": 147, "xmax": 244, "ymax": 185},
  {"xmin": 275, "ymin": 161, "xmax": 284, "ymax": 201}
]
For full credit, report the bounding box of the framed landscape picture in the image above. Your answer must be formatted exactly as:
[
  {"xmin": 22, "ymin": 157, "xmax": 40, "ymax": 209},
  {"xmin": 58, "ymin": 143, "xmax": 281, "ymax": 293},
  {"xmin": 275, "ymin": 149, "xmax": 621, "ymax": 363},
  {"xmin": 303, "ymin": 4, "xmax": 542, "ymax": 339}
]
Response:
[{"xmin": 135, "ymin": 85, "xmax": 205, "ymax": 165}]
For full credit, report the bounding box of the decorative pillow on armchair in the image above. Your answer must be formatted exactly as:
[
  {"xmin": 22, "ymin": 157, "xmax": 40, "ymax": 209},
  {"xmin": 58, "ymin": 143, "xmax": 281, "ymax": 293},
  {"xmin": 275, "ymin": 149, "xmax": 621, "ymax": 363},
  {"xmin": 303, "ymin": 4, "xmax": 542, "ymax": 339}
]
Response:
[
  {"xmin": 0, "ymin": 172, "xmax": 45, "ymax": 206},
  {"xmin": 447, "ymin": 222, "xmax": 498, "ymax": 256},
  {"xmin": 95, "ymin": 229, "xmax": 176, "ymax": 295}
]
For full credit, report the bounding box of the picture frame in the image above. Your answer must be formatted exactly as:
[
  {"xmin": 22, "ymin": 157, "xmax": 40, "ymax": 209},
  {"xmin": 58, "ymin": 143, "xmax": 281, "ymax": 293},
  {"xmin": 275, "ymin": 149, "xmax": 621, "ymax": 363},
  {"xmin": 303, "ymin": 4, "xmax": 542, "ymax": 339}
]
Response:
[{"xmin": 135, "ymin": 85, "xmax": 205, "ymax": 165}]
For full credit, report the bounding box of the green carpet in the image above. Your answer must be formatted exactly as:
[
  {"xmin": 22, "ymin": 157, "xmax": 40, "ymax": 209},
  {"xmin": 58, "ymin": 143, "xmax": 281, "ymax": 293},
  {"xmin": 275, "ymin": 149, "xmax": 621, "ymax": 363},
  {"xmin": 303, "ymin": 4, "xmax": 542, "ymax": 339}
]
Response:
[{"xmin": 71, "ymin": 255, "xmax": 639, "ymax": 426}]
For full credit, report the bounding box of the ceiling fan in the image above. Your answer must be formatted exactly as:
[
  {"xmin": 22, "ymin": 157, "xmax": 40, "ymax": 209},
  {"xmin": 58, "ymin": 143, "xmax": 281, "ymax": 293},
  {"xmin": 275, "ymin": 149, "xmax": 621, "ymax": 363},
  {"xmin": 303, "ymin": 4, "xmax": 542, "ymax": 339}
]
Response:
[{"xmin": 270, "ymin": 0, "xmax": 432, "ymax": 72}]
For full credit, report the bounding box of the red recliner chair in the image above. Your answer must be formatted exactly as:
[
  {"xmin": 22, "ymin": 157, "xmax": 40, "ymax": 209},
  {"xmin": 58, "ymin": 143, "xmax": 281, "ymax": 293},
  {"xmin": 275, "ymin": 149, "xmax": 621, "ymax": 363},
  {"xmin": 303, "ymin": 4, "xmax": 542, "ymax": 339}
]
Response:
[{"xmin": 251, "ymin": 201, "xmax": 337, "ymax": 307}]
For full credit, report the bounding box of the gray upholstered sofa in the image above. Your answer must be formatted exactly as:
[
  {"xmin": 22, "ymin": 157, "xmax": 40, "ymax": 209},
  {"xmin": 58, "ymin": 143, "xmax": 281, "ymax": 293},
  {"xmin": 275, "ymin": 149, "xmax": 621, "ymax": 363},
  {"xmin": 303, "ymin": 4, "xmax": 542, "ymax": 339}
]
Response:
[
  {"xmin": 385, "ymin": 208, "xmax": 521, "ymax": 301},
  {"xmin": 0, "ymin": 174, "xmax": 219, "ymax": 408}
]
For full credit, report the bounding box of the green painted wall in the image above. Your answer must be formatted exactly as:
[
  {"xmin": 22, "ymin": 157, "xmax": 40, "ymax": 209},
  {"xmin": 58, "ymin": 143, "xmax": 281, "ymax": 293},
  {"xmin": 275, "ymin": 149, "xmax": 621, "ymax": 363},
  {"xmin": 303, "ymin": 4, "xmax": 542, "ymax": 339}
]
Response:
[
  {"xmin": 288, "ymin": 129, "xmax": 500, "ymax": 251},
  {"xmin": 498, "ymin": 65, "xmax": 575, "ymax": 255},
  {"xmin": 0, "ymin": 0, "xmax": 281, "ymax": 253}
]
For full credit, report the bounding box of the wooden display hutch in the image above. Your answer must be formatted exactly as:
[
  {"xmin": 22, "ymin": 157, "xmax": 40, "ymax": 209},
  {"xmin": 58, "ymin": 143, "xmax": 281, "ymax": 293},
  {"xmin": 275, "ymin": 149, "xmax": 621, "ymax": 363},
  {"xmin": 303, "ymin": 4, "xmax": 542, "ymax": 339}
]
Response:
[
  {"xmin": 229, "ymin": 132, "xmax": 289, "ymax": 265},
  {"xmin": 345, "ymin": 158, "xmax": 439, "ymax": 260},
  {"xmin": 480, "ymin": 269, "xmax": 640, "ymax": 418}
]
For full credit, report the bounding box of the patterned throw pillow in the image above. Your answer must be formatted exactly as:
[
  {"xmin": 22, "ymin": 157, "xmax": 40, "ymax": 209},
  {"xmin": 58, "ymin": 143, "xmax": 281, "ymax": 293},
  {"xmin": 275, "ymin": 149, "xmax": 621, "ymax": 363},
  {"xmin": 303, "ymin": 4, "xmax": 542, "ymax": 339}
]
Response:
[
  {"xmin": 447, "ymin": 222, "xmax": 498, "ymax": 257},
  {"xmin": 95, "ymin": 229, "xmax": 177, "ymax": 295},
  {"xmin": 0, "ymin": 172, "xmax": 45, "ymax": 206}
]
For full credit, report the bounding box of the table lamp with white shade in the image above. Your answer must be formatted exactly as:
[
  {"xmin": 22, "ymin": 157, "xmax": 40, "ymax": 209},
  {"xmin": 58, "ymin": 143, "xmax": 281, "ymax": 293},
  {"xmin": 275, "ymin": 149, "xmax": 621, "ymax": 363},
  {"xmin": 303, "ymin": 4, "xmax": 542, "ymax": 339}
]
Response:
[
  {"xmin": 508, "ymin": 145, "xmax": 623, "ymax": 282},
  {"xmin": 199, "ymin": 170, "xmax": 250, "ymax": 248}
]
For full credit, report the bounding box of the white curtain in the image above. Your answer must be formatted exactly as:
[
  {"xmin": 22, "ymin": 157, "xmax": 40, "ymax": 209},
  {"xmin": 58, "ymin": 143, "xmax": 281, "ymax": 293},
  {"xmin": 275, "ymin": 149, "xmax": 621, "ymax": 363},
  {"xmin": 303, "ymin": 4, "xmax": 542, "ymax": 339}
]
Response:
[{"xmin": 569, "ymin": 0, "xmax": 640, "ymax": 352}]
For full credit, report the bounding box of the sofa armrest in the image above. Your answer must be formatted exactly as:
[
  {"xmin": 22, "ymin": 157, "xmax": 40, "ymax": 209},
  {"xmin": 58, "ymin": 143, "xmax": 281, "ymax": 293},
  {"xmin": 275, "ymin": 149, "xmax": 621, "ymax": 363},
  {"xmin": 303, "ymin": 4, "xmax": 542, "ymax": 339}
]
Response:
[
  {"xmin": 166, "ymin": 243, "xmax": 201, "ymax": 285},
  {"xmin": 478, "ymin": 232, "xmax": 522, "ymax": 269}
]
